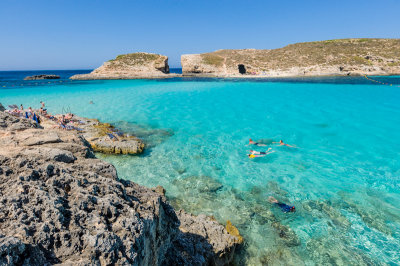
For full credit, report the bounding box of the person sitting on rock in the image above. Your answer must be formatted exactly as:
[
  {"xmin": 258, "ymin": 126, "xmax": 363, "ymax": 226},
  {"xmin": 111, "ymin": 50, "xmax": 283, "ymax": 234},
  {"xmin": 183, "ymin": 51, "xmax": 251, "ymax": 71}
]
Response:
[
  {"xmin": 27, "ymin": 107, "xmax": 33, "ymax": 117},
  {"xmin": 268, "ymin": 196, "xmax": 296, "ymax": 213},
  {"xmin": 65, "ymin": 113, "xmax": 74, "ymax": 121}
]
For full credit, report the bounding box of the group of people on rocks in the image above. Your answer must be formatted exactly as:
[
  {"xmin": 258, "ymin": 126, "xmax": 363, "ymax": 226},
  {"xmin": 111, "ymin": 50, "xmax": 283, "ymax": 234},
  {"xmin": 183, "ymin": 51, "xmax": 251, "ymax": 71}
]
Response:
[
  {"xmin": 5, "ymin": 101, "xmax": 82, "ymax": 131},
  {"xmin": 6, "ymin": 103, "xmax": 44, "ymax": 124}
]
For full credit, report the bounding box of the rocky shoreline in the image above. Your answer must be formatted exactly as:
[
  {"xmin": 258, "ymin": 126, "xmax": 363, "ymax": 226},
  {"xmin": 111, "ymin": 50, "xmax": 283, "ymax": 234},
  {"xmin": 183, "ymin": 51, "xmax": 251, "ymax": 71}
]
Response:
[{"xmin": 0, "ymin": 110, "xmax": 242, "ymax": 265}]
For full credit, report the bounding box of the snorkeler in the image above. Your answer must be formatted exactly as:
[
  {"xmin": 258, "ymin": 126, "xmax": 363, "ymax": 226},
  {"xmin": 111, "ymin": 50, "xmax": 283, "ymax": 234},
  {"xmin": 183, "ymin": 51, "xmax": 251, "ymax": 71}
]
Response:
[
  {"xmin": 247, "ymin": 138, "xmax": 268, "ymax": 146},
  {"xmin": 247, "ymin": 148, "xmax": 275, "ymax": 158},
  {"xmin": 268, "ymin": 196, "xmax": 296, "ymax": 213},
  {"xmin": 273, "ymin": 140, "xmax": 297, "ymax": 148}
]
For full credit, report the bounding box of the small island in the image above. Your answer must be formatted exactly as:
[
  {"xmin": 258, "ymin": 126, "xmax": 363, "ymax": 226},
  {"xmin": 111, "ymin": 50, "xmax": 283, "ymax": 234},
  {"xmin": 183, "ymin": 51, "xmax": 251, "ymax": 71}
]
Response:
[
  {"xmin": 181, "ymin": 38, "xmax": 400, "ymax": 77},
  {"xmin": 70, "ymin": 52, "xmax": 178, "ymax": 80},
  {"xmin": 24, "ymin": 74, "xmax": 60, "ymax": 80}
]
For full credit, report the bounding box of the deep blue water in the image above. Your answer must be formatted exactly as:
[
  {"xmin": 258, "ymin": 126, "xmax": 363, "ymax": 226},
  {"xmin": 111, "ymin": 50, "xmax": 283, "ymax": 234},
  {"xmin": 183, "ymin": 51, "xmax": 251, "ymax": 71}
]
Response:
[{"xmin": 1, "ymin": 71, "xmax": 399, "ymax": 265}]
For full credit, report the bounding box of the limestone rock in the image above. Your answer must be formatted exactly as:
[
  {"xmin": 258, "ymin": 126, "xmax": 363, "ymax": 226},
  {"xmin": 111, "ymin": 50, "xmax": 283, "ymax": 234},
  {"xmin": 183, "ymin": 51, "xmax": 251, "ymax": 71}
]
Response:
[
  {"xmin": 70, "ymin": 53, "xmax": 179, "ymax": 80},
  {"xmin": 0, "ymin": 103, "xmax": 5, "ymax": 112},
  {"xmin": 0, "ymin": 111, "xmax": 239, "ymax": 265},
  {"xmin": 0, "ymin": 235, "xmax": 48, "ymax": 265},
  {"xmin": 79, "ymin": 118, "xmax": 145, "ymax": 155},
  {"xmin": 38, "ymin": 115, "xmax": 145, "ymax": 155},
  {"xmin": 164, "ymin": 210, "xmax": 241, "ymax": 266},
  {"xmin": 181, "ymin": 38, "xmax": 400, "ymax": 77},
  {"xmin": 0, "ymin": 111, "xmax": 40, "ymax": 131}
]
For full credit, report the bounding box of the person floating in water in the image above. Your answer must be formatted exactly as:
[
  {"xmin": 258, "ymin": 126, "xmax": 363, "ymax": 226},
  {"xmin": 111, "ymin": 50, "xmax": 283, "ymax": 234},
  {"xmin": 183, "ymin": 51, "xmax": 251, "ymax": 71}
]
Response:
[
  {"xmin": 247, "ymin": 138, "xmax": 267, "ymax": 146},
  {"xmin": 273, "ymin": 140, "xmax": 297, "ymax": 148},
  {"xmin": 247, "ymin": 148, "xmax": 275, "ymax": 158},
  {"xmin": 268, "ymin": 196, "xmax": 296, "ymax": 213}
]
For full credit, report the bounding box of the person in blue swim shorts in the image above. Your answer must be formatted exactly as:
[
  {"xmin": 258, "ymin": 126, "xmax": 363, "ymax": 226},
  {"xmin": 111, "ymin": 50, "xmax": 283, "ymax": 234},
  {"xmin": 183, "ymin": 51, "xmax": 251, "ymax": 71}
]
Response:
[{"xmin": 268, "ymin": 196, "xmax": 296, "ymax": 213}]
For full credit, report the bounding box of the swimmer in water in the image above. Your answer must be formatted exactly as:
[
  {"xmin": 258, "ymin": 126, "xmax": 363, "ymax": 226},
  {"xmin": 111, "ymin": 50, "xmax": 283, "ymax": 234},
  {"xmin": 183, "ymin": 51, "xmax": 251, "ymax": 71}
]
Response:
[
  {"xmin": 247, "ymin": 148, "xmax": 275, "ymax": 158},
  {"xmin": 268, "ymin": 196, "xmax": 296, "ymax": 213},
  {"xmin": 273, "ymin": 140, "xmax": 297, "ymax": 148},
  {"xmin": 247, "ymin": 138, "xmax": 267, "ymax": 146}
]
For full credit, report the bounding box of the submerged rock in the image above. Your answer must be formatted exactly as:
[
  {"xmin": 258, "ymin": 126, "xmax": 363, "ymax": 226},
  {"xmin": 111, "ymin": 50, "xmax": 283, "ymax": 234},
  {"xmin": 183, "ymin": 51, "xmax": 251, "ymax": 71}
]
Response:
[
  {"xmin": 112, "ymin": 121, "xmax": 174, "ymax": 148},
  {"xmin": 0, "ymin": 111, "xmax": 240, "ymax": 265},
  {"xmin": 172, "ymin": 176, "xmax": 224, "ymax": 193},
  {"xmin": 334, "ymin": 197, "xmax": 392, "ymax": 236},
  {"xmin": 303, "ymin": 200, "xmax": 351, "ymax": 229},
  {"xmin": 306, "ymin": 236, "xmax": 379, "ymax": 265}
]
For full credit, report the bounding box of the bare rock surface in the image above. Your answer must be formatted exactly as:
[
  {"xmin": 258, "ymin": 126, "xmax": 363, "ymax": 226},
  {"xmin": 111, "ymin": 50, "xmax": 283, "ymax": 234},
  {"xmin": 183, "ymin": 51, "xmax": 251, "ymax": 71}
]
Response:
[
  {"xmin": 164, "ymin": 210, "xmax": 242, "ymax": 266},
  {"xmin": 0, "ymin": 111, "xmax": 240, "ymax": 265},
  {"xmin": 70, "ymin": 53, "xmax": 179, "ymax": 80}
]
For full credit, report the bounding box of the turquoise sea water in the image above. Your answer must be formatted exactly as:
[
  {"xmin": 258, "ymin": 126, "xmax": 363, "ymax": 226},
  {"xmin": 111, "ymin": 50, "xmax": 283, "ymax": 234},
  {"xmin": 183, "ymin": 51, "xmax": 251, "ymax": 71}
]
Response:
[{"xmin": 1, "ymin": 72, "xmax": 400, "ymax": 265}]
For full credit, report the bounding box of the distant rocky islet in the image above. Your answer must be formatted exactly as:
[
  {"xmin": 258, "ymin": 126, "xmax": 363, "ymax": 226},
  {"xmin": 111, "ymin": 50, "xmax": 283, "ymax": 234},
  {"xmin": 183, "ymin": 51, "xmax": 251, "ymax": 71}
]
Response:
[{"xmin": 24, "ymin": 74, "xmax": 60, "ymax": 80}]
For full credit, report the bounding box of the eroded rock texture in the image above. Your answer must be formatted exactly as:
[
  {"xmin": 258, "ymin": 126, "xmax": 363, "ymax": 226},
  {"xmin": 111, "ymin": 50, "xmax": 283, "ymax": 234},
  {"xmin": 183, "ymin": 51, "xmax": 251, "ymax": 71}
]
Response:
[{"xmin": 0, "ymin": 111, "xmax": 240, "ymax": 265}]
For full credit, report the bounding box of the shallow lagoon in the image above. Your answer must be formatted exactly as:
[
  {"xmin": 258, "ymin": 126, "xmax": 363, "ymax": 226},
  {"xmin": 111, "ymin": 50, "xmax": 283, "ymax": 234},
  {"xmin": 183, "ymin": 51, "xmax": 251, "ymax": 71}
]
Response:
[{"xmin": 1, "ymin": 72, "xmax": 400, "ymax": 265}]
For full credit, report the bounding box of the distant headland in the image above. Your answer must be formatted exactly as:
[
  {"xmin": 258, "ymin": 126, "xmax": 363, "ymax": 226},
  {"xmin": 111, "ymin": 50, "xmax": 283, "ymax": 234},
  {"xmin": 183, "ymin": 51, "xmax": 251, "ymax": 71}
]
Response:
[{"xmin": 70, "ymin": 38, "xmax": 400, "ymax": 80}]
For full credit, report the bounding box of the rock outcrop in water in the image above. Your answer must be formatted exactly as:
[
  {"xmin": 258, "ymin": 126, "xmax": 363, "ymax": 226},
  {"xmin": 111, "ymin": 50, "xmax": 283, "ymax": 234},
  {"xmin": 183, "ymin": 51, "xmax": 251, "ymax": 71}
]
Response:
[
  {"xmin": 0, "ymin": 111, "xmax": 241, "ymax": 265},
  {"xmin": 181, "ymin": 38, "xmax": 400, "ymax": 77},
  {"xmin": 24, "ymin": 75, "xmax": 60, "ymax": 80},
  {"xmin": 70, "ymin": 52, "xmax": 176, "ymax": 80},
  {"xmin": 37, "ymin": 114, "xmax": 145, "ymax": 155}
]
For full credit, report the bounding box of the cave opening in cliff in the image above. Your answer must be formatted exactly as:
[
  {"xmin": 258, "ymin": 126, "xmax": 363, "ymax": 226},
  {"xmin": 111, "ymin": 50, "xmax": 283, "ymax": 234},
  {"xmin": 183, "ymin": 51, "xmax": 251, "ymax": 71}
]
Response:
[{"xmin": 238, "ymin": 64, "xmax": 246, "ymax": 74}]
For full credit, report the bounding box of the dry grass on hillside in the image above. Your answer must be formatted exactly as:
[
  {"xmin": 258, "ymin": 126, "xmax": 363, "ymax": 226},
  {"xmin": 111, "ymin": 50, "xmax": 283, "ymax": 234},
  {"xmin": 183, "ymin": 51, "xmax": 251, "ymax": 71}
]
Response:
[
  {"xmin": 200, "ymin": 39, "xmax": 400, "ymax": 70},
  {"xmin": 107, "ymin": 53, "xmax": 165, "ymax": 68}
]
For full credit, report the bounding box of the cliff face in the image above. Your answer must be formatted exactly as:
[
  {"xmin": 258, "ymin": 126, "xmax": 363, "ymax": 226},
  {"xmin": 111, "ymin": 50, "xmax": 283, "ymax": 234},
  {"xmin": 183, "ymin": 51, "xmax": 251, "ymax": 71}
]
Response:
[
  {"xmin": 0, "ymin": 111, "xmax": 241, "ymax": 265},
  {"xmin": 181, "ymin": 39, "xmax": 400, "ymax": 77},
  {"xmin": 70, "ymin": 53, "xmax": 172, "ymax": 80}
]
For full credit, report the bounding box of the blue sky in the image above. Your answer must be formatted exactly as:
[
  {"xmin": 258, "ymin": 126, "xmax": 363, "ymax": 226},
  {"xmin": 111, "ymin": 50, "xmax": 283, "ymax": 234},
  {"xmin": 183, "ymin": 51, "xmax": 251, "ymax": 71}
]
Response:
[{"xmin": 0, "ymin": 0, "xmax": 399, "ymax": 70}]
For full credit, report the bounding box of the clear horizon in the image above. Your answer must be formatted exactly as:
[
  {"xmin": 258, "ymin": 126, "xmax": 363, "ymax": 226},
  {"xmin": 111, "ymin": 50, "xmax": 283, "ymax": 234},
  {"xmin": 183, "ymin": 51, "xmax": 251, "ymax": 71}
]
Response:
[{"xmin": 1, "ymin": 0, "xmax": 399, "ymax": 70}]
